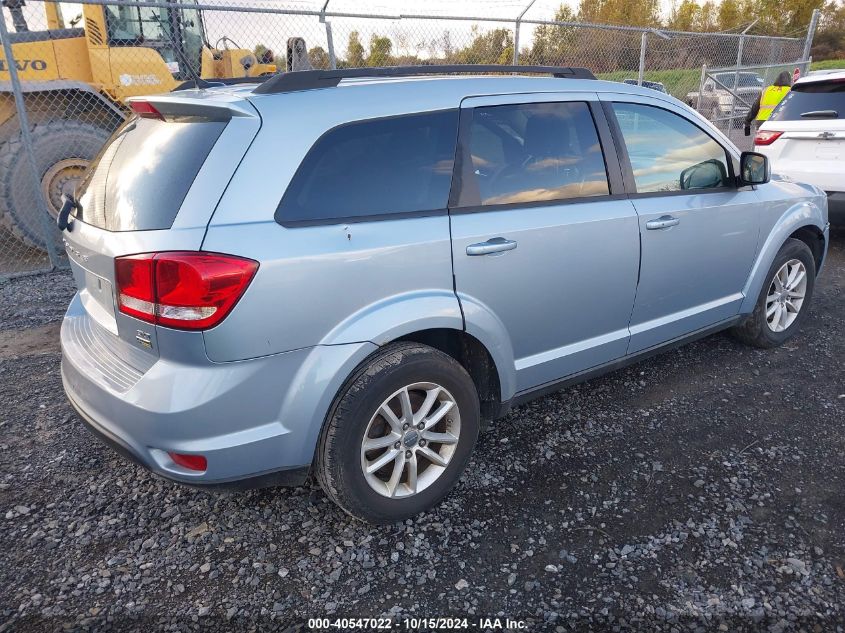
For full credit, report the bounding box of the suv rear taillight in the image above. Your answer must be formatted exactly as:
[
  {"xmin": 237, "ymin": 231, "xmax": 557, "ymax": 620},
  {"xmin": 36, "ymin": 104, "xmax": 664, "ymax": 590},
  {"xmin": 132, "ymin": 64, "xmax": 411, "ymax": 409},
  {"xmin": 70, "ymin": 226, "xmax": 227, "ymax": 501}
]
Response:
[
  {"xmin": 754, "ymin": 130, "xmax": 783, "ymax": 146},
  {"xmin": 115, "ymin": 252, "xmax": 258, "ymax": 330}
]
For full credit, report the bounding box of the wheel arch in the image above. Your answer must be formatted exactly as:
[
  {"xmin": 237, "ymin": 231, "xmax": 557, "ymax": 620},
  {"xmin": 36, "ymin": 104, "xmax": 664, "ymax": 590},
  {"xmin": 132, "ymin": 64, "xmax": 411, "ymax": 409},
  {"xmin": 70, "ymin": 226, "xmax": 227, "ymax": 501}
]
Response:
[
  {"xmin": 395, "ymin": 328, "xmax": 506, "ymax": 420},
  {"xmin": 739, "ymin": 200, "xmax": 827, "ymax": 314}
]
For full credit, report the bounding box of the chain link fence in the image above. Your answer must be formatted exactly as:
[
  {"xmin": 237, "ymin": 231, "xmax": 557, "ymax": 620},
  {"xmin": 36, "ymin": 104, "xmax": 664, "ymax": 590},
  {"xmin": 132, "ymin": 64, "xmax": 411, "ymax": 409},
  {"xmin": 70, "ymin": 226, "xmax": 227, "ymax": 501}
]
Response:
[{"xmin": 0, "ymin": 0, "xmax": 818, "ymax": 278}]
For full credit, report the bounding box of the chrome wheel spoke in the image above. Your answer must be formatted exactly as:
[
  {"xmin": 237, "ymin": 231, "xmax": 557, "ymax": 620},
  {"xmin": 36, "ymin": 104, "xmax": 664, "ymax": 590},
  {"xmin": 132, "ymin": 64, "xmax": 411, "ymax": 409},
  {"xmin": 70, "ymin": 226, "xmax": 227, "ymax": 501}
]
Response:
[
  {"xmin": 366, "ymin": 448, "xmax": 399, "ymax": 474},
  {"xmin": 421, "ymin": 430, "xmax": 459, "ymax": 445},
  {"xmin": 414, "ymin": 386, "xmax": 441, "ymax": 424},
  {"xmin": 422, "ymin": 400, "xmax": 455, "ymax": 431},
  {"xmin": 363, "ymin": 433, "xmax": 400, "ymax": 452},
  {"xmin": 379, "ymin": 404, "xmax": 403, "ymax": 433},
  {"xmin": 766, "ymin": 302, "xmax": 778, "ymax": 318},
  {"xmin": 406, "ymin": 454, "xmax": 418, "ymax": 495},
  {"xmin": 398, "ymin": 387, "xmax": 413, "ymax": 423},
  {"xmin": 786, "ymin": 265, "xmax": 805, "ymax": 290},
  {"xmin": 386, "ymin": 452, "xmax": 406, "ymax": 497},
  {"xmin": 417, "ymin": 446, "xmax": 448, "ymax": 468}
]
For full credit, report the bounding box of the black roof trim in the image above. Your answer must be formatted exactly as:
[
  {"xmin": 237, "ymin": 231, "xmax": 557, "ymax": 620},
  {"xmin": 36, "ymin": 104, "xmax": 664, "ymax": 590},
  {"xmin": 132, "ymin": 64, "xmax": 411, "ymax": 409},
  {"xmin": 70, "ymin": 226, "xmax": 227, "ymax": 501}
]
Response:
[
  {"xmin": 172, "ymin": 76, "xmax": 272, "ymax": 92},
  {"xmin": 252, "ymin": 65, "xmax": 596, "ymax": 95}
]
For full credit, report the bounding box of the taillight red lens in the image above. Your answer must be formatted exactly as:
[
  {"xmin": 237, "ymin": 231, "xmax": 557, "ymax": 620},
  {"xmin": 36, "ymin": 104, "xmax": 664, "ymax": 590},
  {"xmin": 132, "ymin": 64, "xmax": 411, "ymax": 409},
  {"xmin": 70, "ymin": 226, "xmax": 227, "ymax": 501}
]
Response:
[
  {"xmin": 115, "ymin": 254, "xmax": 155, "ymax": 323},
  {"xmin": 129, "ymin": 100, "xmax": 165, "ymax": 120},
  {"xmin": 754, "ymin": 130, "xmax": 783, "ymax": 146},
  {"xmin": 114, "ymin": 252, "xmax": 258, "ymax": 331},
  {"xmin": 168, "ymin": 452, "xmax": 207, "ymax": 472}
]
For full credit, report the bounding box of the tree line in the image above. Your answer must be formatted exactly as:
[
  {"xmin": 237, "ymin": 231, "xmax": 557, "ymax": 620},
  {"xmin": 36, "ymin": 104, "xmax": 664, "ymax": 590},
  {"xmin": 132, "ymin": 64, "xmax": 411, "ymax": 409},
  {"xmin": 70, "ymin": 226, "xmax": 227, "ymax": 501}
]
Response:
[{"xmin": 257, "ymin": 0, "xmax": 844, "ymax": 74}]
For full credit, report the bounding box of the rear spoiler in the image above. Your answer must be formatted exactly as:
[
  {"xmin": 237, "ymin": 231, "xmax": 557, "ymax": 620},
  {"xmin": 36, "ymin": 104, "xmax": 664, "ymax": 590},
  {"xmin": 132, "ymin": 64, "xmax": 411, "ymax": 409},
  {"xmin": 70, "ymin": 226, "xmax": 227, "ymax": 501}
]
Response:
[{"xmin": 125, "ymin": 96, "xmax": 257, "ymax": 121}]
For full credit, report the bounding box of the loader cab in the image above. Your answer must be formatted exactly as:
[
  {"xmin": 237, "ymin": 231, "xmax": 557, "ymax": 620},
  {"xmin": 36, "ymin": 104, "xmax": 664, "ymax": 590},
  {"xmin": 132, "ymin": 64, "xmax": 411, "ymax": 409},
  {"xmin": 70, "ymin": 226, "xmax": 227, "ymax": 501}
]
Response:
[{"xmin": 103, "ymin": 0, "xmax": 206, "ymax": 80}]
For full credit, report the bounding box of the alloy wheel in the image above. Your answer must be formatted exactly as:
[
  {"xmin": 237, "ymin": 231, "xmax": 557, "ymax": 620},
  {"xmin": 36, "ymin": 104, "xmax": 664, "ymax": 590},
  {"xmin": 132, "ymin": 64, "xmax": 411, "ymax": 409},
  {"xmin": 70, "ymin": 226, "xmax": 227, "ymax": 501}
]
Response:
[
  {"xmin": 360, "ymin": 382, "xmax": 461, "ymax": 499},
  {"xmin": 765, "ymin": 258, "xmax": 807, "ymax": 333}
]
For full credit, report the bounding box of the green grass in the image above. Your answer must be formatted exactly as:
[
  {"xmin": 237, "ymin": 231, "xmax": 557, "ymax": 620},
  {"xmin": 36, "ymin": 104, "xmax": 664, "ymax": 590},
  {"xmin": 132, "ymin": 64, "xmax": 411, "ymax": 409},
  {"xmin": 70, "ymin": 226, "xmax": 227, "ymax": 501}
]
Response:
[
  {"xmin": 810, "ymin": 59, "xmax": 845, "ymax": 70},
  {"xmin": 597, "ymin": 68, "xmax": 702, "ymax": 98},
  {"xmin": 597, "ymin": 60, "xmax": 845, "ymax": 98}
]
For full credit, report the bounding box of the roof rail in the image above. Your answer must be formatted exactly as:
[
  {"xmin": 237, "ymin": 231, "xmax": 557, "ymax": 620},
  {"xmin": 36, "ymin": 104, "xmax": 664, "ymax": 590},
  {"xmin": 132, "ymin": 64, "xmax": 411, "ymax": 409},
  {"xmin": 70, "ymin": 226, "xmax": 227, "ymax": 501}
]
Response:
[{"xmin": 252, "ymin": 65, "xmax": 596, "ymax": 95}]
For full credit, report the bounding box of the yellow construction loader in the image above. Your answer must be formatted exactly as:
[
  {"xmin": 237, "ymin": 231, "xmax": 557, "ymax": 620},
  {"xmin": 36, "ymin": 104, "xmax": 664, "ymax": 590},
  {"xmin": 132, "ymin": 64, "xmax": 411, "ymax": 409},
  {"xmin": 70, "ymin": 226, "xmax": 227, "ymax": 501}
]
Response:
[{"xmin": 0, "ymin": 0, "xmax": 277, "ymax": 248}]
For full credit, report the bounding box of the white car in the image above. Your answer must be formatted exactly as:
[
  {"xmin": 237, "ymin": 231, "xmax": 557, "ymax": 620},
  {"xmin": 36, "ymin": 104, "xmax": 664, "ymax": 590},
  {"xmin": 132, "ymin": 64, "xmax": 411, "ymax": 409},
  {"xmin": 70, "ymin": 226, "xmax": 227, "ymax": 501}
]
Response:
[{"xmin": 755, "ymin": 70, "xmax": 845, "ymax": 224}]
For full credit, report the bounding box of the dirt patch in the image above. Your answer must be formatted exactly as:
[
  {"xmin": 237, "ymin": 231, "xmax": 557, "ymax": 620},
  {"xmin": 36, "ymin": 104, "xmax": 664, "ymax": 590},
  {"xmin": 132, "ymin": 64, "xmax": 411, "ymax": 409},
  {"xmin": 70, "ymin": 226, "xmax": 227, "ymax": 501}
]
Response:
[{"xmin": 0, "ymin": 322, "xmax": 60, "ymax": 359}]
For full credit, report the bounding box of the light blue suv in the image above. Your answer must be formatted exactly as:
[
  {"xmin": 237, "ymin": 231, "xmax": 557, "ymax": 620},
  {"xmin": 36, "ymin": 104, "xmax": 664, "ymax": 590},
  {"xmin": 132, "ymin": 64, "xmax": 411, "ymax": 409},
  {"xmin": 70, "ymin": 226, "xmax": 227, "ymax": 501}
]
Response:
[{"xmin": 58, "ymin": 66, "xmax": 829, "ymax": 523}]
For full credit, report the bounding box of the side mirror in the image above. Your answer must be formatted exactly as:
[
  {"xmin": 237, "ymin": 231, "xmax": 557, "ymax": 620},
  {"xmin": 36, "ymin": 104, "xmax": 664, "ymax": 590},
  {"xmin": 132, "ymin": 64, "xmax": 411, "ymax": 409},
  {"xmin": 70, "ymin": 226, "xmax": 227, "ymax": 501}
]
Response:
[
  {"xmin": 739, "ymin": 151, "xmax": 770, "ymax": 186},
  {"xmin": 680, "ymin": 159, "xmax": 728, "ymax": 190}
]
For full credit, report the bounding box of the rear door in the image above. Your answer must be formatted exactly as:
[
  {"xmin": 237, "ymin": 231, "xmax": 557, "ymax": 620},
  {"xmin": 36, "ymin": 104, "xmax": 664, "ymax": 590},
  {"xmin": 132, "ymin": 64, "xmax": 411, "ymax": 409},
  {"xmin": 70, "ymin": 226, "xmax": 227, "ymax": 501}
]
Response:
[
  {"xmin": 449, "ymin": 93, "xmax": 640, "ymax": 393},
  {"xmin": 602, "ymin": 95, "xmax": 761, "ymax": 353},
  {"xmin": 61, "ymin": 93, "xmax": 261, "ymax": 358}
]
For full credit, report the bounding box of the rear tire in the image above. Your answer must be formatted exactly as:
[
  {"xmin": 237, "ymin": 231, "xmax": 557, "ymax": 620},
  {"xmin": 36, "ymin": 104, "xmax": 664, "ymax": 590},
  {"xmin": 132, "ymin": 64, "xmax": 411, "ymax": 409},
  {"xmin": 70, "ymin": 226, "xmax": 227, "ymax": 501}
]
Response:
[
  {"xmin": 0, "ymin": 120, "xmax": 112, "ymax": 250},
  {"xmin": 316, "ymin": 342, "xmax": 480, "ymax": 524},
  {"xmin": 730, "ymin": 238, "xmax": 816, "ymax": 349}
]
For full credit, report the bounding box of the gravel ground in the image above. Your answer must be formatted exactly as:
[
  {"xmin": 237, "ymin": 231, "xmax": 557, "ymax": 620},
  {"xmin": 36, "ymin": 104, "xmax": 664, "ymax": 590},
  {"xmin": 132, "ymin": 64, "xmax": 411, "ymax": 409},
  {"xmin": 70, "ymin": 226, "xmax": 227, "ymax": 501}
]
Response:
[{"xmin": 1, "ymin": 229, "xmax": 843, "ymax": 633}]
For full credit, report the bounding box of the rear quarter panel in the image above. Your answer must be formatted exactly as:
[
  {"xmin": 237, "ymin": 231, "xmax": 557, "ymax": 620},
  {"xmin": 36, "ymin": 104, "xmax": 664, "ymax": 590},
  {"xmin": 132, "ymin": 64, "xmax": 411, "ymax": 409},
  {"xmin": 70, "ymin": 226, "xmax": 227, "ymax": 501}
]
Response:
[{"xmin": 201, "ymin": 84, "xmax": 465, "ymax": 363}]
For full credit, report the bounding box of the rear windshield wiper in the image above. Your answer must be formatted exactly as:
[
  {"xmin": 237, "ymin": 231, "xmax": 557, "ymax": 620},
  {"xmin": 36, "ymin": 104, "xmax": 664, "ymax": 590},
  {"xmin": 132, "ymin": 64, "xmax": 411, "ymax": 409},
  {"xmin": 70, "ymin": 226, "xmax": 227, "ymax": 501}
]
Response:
[{"xmin": 800, "ymin": 110, "xmax": 839, "ymax": 118}]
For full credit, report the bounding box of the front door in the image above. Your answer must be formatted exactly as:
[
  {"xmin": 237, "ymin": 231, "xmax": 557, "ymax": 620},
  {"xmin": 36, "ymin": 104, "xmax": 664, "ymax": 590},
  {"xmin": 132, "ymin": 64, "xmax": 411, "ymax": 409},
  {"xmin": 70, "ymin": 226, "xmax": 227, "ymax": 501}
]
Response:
[
  {"xmin": 449, "ymin": 93, "xmax": 640, "ymax": 394},
  {"xmin": 604, "ymin": 98, "xmax": 761, "ymax": 353}
]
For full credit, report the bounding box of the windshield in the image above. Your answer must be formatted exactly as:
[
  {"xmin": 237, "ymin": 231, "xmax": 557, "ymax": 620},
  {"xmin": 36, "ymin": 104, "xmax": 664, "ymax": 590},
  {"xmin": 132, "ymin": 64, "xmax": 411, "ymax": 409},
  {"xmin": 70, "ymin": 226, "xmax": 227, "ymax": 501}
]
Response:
[
  {"xmin": 104, "ymin": 0, "xmax": 204, "ymax": 78},
  {"xmin": 770, "ymin": 80, "xmax": 845, "ymax": 121},
  {"xmin": 105, "ymin": 2, "xmax": 172, "ymax": 41},
  {"xmin": 714, "ymin": 73, "xmax": 764, "ymax": 89}
]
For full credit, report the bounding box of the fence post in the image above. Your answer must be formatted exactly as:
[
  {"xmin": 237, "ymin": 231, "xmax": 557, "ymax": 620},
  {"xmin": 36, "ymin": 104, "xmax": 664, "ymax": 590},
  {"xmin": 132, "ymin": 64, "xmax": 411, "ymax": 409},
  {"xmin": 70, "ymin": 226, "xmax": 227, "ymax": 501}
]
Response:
[
  {"xmin": 801, "ymin": 8, "xmax": 820, "ymax": 63},
  {"xmin": 637, "ymin": 31, "xmax": 647, "ymax": 86},
  {"xmin": 512, "ymin": 0, "xmax": 537, "ymax": 65},
  {"xmin": 0, "ymin": 14, "xmax": 60, "ymax": 269},
  {"xmin": 696, "ymin": 63, "xmax": 707, "ymax": 111},
  {"xmin": 728, "ymin": 21, "xmax": 755, "ymax": 127},
  {"xmin": 319, "ymin": 0, "xmax": 336, "ymax": 69}
]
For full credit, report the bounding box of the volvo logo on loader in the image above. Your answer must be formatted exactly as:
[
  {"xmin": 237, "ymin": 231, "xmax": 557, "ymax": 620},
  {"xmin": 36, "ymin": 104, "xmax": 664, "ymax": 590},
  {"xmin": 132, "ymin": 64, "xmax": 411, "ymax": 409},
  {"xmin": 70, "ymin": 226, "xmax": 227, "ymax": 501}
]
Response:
[{"xmin": 0, "ymin": 59, "xmax": 48, "ymax": 72}]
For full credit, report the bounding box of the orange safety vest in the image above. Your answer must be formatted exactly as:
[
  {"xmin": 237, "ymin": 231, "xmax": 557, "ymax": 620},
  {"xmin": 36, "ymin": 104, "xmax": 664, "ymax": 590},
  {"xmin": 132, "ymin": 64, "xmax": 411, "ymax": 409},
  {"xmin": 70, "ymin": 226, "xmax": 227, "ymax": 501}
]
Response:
[{"xmin": 757, "ymin": 85, "xmax": 790, "ymax": 121}]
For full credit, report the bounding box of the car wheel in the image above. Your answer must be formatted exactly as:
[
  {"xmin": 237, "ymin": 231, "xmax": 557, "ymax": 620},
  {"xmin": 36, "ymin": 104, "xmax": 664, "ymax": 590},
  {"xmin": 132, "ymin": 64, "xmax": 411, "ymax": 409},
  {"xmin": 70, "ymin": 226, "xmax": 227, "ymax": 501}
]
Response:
[
  {"xmin": 731, "ymin": 238, "xmax": 815, "ymax": 349},
  {"xmin": 316, "ymin": 342, "xmax": 479, "ymax": 524}
]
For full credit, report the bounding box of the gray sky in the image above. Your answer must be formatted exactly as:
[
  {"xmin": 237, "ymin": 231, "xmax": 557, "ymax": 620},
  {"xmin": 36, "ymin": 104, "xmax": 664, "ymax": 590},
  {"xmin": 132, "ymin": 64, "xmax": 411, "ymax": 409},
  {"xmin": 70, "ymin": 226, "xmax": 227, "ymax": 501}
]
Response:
[{"xmin": 20, "ymin": 0, "xmax": 681, "ymax": 59}]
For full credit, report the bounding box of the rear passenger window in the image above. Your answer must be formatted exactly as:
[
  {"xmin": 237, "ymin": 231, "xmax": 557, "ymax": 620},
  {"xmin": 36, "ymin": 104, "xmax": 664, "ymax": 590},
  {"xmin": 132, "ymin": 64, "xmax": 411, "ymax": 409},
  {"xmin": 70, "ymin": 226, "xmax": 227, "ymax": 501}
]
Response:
[
  {"xmin": 277, "ymin": 110, "xmax": 458, "ymax": 224},
  {"xmin": 611, "ymin": 103, "xmax": 732, "ymax": 193},
  {"xmin": 457, "ymin": 101, "xmax": 610, "ymax": 207}
]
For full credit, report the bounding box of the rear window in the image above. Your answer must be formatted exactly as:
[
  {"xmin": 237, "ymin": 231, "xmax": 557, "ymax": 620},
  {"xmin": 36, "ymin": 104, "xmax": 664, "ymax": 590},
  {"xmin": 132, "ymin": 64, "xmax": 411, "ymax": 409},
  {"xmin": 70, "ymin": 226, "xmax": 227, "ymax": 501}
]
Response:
[
  {"xmin": 770, "ymin": 80, "xmax": 845, "ymax": 121},
  {"xmin": 77, "ymin": 116, "xmax": 226, "ymax": 231},
  {"xmin": 276, "ymin": 110, "xmax": 458, "ymax": 225},
  {"xmin": 714, "ymin": 73, "xmax": 764, "ymax": 89}
]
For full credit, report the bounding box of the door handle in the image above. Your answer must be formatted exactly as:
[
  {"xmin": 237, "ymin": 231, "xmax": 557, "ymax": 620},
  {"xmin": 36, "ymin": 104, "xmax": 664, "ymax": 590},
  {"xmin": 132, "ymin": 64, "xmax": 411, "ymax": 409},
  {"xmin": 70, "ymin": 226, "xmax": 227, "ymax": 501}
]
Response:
[
  {"xmin": 645, "ymin": 215, "xmax": 680, "ymax": 230},
  {"xmin": 466, "ymin": 237, "xmax": 518, "ymax": 256}
]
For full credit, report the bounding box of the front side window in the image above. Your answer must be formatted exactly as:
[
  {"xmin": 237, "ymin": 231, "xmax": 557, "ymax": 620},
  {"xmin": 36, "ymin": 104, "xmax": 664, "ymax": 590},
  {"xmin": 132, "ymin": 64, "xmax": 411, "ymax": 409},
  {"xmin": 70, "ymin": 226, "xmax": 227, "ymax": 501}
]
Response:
[
  {"xmin": 457, "ymin": 101, "xmax": 610, "ymax": 207},
  {"xmin": 277, "ymin": 110, "xmax": 458, "ymax": 224},
  {"xmin": 612, "ymin": 103, "xmax": 732, "ymax": 193}
]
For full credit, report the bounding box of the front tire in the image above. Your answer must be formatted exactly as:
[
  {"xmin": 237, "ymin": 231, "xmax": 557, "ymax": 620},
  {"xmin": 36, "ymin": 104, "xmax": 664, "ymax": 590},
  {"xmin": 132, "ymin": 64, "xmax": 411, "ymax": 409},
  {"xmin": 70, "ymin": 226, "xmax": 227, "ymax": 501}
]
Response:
[
  {"xmin": 316, "ymin": 342, "xmax": 480, "ymax": 524},
  {"xmin": 731, "ymin": 238, "xmax": 816, "ymax": 348}
]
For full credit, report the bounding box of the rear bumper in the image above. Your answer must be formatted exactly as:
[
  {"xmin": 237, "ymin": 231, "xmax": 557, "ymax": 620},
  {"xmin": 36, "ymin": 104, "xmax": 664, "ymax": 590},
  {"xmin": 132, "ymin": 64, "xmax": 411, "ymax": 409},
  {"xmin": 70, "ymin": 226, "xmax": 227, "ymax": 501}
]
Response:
[
  {"xmin": 61, "ymin": 293, "xmax": 377, "ymax": 488},
  {"xmin": 826, "ymin": 191, "xmax": 845, "ymax": 224}
]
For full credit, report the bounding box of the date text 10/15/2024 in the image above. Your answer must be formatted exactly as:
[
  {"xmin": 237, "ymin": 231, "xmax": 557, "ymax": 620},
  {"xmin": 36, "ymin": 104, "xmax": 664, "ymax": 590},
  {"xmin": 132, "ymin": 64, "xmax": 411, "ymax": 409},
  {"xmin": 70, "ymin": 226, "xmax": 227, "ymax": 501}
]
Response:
[{"xmin": 307, "ymin": 617, "xmax": 529, "ymax": 630}]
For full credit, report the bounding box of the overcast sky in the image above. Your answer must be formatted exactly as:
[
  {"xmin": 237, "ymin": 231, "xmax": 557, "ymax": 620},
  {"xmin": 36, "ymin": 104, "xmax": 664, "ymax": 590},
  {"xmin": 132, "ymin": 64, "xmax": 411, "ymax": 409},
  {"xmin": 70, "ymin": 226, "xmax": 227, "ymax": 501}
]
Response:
[{"xmin": 17, "ymin": 0, "xmax": 682, "ymax": 59}]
